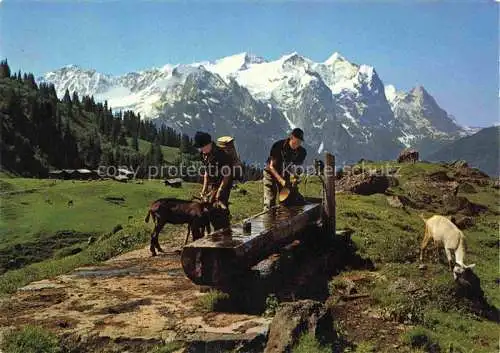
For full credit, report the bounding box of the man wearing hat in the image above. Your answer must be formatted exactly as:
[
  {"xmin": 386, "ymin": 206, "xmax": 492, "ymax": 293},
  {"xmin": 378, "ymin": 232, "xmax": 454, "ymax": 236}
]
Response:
[
  {"xmin": 263, "ymin": 128, "xmax": 307, "ymax": 210},
  {"xmin": 194, "ymin": 131, "xmax": 233, "ymax": 229}
]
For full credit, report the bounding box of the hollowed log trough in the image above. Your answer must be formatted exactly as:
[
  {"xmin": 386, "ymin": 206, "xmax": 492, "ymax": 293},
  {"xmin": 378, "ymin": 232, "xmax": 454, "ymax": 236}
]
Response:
[{"xmin": 181, "ymin": 203, "xmax": 322, "ymax": 286}]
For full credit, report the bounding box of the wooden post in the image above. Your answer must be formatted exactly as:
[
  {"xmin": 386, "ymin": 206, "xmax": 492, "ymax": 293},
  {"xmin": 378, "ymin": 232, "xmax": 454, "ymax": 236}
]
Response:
[{"xmin": 323, "ymin": 153, "xmax": 336, "ymax": 235}]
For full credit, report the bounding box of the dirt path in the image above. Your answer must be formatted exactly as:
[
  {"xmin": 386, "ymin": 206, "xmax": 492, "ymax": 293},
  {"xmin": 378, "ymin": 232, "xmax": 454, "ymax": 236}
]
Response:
[
  {"xmin": 328, "ymin": 272, "xmax": 410, "ymax": 352},
  {"xmin": 0, "ymin": 235, "xmax": 414, "ymax": 352},
  {"xmin": 331, "ymin": 296, "xmax": 407, "ymax": 352},
  {"xmin": 0, "ymin": 242, "xmax": 270, "ymax": 351}
]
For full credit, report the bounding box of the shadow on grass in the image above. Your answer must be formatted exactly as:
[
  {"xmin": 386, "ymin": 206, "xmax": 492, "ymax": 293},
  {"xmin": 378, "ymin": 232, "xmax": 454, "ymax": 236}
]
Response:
[
  {"xmin": 0, "ymin": 230, "xmax": 97, "ymax": 274},
  {"xmin": 454, "ymin": 267, "xmax": 499, "ymax": 322},
  {"xmin": 212, "ymin": 226, "xmax": 374, "ymax": 315}
]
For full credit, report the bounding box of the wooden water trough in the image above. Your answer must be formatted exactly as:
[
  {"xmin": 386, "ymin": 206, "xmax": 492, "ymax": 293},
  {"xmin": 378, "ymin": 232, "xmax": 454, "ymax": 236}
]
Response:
[{"xmin": 180, "ymin": 153, "xmax": 336, "ymax": 286}]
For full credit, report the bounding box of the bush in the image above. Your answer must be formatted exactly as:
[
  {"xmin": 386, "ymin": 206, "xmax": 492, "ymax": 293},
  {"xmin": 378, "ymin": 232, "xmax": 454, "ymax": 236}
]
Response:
[
  {"xmin": 381, "ymin": 300, "xmax": 425, "ymax": 324},
  {"xmin": 371, "ymin": 280, "xmax": 425, "ymax": 325},
  {"xmin": 1, "ymin": 325, "xmax": 60, "ymax": 353},
  {"xmin": 264, "ymin": 293, "xmax": 279, "ymax": 317},
  {"xmin": 112, "ymin": 224, "xmax": 123, "ymax": 234},
  {"xmin": 402, "ymin": 327, "xmax": 441, "ymax": 352},
  {"xmin": 53, "ymin": 245, "xmax": 84, "ymax": 259},
  {"xmin": 194, "ymin": 290, "xmax": 230, "ymax": 312},
  {"xmin": 88, "ymin": 226, "xmax": 149, "ymax": 262},
  {"xmin": 328, "ymin": 277, "xmax": 353, "ymax": 295},
  {"xmin": 292, "ymin": 332, "xmax": 331, "ymax": 353}
]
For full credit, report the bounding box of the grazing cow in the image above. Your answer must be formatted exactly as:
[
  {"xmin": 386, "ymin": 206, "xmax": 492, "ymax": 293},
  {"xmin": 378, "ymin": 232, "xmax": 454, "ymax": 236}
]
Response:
[
  {"xmin": 397, "ymin": 148, "xmax": 419, "ymax": 164},
  {"xmin": 144, "ymin": 198, "xmax": 212, "ymax": 256}
]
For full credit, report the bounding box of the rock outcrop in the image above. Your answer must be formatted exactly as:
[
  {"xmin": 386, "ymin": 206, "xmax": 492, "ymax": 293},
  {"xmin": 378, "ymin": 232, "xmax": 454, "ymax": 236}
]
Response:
[
  {"xmin": 264, "ymin": 300, "xmax": 335, "ymax": 353},
  {"xmin": 337, "ymin": 173, "xmax": 393, "ymax": 195}
]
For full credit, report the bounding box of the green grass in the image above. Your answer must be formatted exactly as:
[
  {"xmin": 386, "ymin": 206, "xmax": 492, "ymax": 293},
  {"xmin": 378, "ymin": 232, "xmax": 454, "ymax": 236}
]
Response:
[
  {"xmin": 0, "ymin": 222, "xmax": 151, "ymax": 294},
  {"xmin": 0, "ymin": 170, "xmax": 16, "ymax": 178},
  {"xmin": 336, "ymin": 192, "xmax": 422, "ymax": 263},
  {"xmin": 351, "ymin": 160, "xmax": 448, "ymax": 180},
  {"xmin": 127, "ymin": 138, "xmax": 180, "ymax": 164},
  {"xmin": 0, "ymin": 162, "xmax": 498, "ymax": 351},
  {"xmin": 292, "ymin": 332, "xmax": 331, "ymax": 353},
  {"xmin": 1, "ymin": 325, "xmax": 60, "ymax": 353},
  {"xmin": 0, "ymin": 178, "xmax": 197, "ymax": 250},
  {"xmin": 0, "ymin": 177, "xmax": 198, "ymax": 292},
  {"xmin": 396, "ymin": 161, "xmax": 449, "ymax": 182},
  {"xmin": 402, "ymin": 327, "xmax": 440, "ymax": 352},
  {"xmin": 0, "ymin": 175, "xmax": 270, "ymax": 254},
  {"xmin": 416, "ymin": 309, "xmax": 498, "ymax": 353},
  {"xmin": 342, "ymin": 203, "xmax": 499, "ymax": 352},
  {"xmin": 0, "ymin": 178, "xmax": 194, "ymax": 275},
  {"xmin": 1, "ymin": 324, "xmax": 184, "ymax": 353},
  {"xmin": 0, "ymin": 177, "xmax": 266, "ymax": 294},
  {"xmin": 353, "ymin": 341, "xmax": 377, "ymax": 353},
  {"xmin": 194, "ymin": 289, "xmax": 230, "ymax": 312},
  {"xmin": 148, "ymin": 341, "xmax": 184, "ymax": 353},
  {"xmin": 326, "ymin": 162, "xmax": 499, "ymax": 352},
  {"xmin": 459, "ymin": 211, "xmax": 499, "ymax": 304}
]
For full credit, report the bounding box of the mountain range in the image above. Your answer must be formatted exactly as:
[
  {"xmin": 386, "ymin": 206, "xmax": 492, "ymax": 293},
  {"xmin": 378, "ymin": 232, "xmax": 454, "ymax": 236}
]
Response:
[
  {"xmin": 39, "ymin": 52, "xmax": 478, "ymax": 165},
  {"xmin": 428, "ymin": 126, "xmax": 499, "ymax": 177}
]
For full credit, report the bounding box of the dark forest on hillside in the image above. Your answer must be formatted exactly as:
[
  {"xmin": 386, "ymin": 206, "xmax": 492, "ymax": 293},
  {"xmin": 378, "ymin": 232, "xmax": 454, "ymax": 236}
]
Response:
[{"xmin": 0, "ymin": 59, "xmax": 263, "ymax": 181}]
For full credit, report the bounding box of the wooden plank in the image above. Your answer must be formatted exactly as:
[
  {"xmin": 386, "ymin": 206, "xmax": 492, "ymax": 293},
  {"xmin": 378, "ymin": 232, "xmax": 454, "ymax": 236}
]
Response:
[{"xmin": 181, "ymin": 203, "xmax": 321, "ymax": 286}]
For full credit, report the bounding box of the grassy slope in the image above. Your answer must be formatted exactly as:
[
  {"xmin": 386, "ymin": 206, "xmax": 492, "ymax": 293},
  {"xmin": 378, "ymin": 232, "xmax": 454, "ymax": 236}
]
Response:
[
  {"xmin": 126, "ymin": 137, "xmax": 180, "ymax": 164},
  {"xmin": 329, "ymin": 161, "xmax": 499, "ymax": 352},
  {"xmin": 0, "ymin": 176, "xmax": 264, "ymax": 293},
  {"xmin": 0, "ymin": 178, "xmax": 184, "ymax": 250},
  {"xmin": 0, "ymin": 162, "xmax": 498, "ymax": 351},
  {"xmin": 427, "ymin": 126, "xmax": 499, "ymax": 177},
  {"xmin": 0, "ymin": 173, "xmax": 264, "ymax": 250}
]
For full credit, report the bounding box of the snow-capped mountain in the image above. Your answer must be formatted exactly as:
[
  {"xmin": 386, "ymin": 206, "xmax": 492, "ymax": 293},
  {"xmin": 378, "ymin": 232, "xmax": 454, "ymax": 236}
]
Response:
[
  {"xmin": 385, "ymin": 84, "xmax": 467, "ymax": 154},
  {"xmin": 39, "ymin": 52, "xmax": 470, "ymax": 164}
]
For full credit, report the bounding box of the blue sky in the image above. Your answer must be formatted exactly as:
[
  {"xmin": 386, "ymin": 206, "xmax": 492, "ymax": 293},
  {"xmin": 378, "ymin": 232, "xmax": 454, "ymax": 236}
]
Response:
[{"xmin": 0, "ymin": 0, "xmax": 498, "ymax": 127}]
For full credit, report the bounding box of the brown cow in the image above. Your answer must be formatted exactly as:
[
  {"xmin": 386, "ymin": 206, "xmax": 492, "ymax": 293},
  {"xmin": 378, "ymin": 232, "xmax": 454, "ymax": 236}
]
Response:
[{"xmin": 397, "ymin": 148, "xmax": 419, "ymax": 164}]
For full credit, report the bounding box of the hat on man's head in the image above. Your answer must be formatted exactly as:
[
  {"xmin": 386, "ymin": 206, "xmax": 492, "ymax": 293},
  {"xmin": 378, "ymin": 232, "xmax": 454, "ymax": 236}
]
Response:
[
  {"xmin": 194, "ymin": 131, "xmax": 212, "ymax": 148},
  {"xmin": 291, "ymin": 128, "xmax": 304, "ymax": 141}
]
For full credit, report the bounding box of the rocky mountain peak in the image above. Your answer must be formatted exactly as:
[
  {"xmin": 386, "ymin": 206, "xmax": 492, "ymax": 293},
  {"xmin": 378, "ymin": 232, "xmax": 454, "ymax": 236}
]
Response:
[{"xmin": 39, "ymin": 51, "xmax": 470, "ymax": 164}]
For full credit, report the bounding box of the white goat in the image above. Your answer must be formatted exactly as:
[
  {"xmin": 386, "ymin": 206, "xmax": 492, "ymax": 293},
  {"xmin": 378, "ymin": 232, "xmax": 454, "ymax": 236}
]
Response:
[{"xmin": 419, "ymin": 214, "xmax": 475, "ymax": 271}]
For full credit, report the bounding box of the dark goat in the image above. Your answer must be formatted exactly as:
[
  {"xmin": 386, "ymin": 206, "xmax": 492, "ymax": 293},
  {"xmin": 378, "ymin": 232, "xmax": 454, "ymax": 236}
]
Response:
[{"xmin": 144, "ymin": 198, "xmax": 212, "ymax": 256}]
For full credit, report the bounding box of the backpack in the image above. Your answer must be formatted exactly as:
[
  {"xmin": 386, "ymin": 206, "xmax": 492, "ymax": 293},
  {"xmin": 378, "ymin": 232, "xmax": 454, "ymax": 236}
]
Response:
[{"xmin": 216, "ymin": 136, "xmax": 244, "ymax": 180}]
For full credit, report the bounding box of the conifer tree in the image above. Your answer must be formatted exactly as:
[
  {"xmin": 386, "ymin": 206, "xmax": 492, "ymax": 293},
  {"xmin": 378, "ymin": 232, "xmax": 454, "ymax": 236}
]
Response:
[
  {"xmin": 132, "ymin": 134, "xmax": 139, "ymax": 151},
  {"xmin": 0, "ymin": 59, "xmax": 11, "ymax": 78},
  {"xmin": 71, "ymin": 91, "xmax": 80, "ymax": 105},
  {"xmin": 63, "ymin": 89, "xmax": 72, "ymax": 104},
  {"xmin": 118, "ymin": 130, "xmax": 128, "ymax": 146}
]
